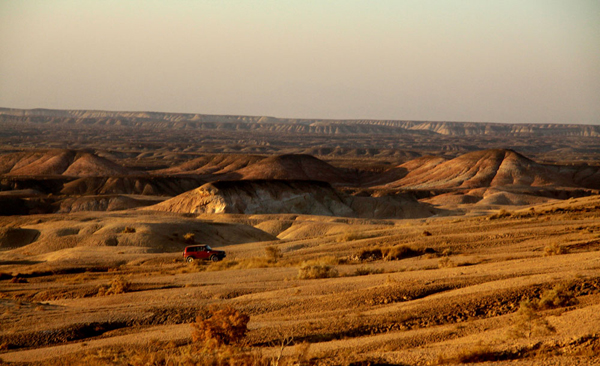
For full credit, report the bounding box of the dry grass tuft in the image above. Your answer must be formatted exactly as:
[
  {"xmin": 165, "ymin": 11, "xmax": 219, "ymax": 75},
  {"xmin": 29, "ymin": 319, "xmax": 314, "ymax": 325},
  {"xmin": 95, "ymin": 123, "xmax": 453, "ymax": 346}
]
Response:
[
  {"xmin": 183, "ymin": 232, "xmax": 196, "ymax": 244},
  {"xmin": 353, "ymin": 266, "xmax": 383, "ymax": 276},
  {"xmin": 437, "ymin": 342, "xmax": 498, "ymax": 364},
  {"xmin": 488, "ymin": 209, "xmax": 512, "ymax": 220},
  {"xmin": 438, "ymin": 257, "xmax": 456, "ymax": 268},
  {"xmin": 97, "ymin": 276, "xmax": 130, "ymax": 296},
  {"xmin": 298, "ymin": 262, "xmax": 339, "ymax": 279},
  {"xmin": 544, "ymin": 243, "xmax": 569, "ymax": 256},
  {"xmin": 10, "ymin": 276, "xmax": 28, "ymax": 284},
  {"xmin": 121, "ymin": 226, "xmax": 136, "ymax": 233},
  {"xmin": 265, "ymin": 245, "xmax": 283, "ymax": 262},
  {"xmin": 355, "ymin": 245, "xmax": 421, "ymax": 262}
]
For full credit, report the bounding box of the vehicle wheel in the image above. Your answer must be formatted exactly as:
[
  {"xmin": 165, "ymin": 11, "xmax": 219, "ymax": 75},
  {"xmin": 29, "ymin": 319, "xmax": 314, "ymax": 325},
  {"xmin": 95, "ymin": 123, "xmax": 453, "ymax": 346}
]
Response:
[
  {"xmin": 186, "ymin": 256, "xmax": 194, "ymax": 263},
  {"xmin": 210, "ymin": 255, "xmax": 219, "ymax": 262}
]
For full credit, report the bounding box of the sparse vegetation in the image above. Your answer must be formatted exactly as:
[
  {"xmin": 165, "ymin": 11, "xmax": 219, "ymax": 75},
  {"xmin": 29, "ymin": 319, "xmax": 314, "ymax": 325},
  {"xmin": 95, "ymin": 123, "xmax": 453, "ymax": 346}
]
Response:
[
  {"xmin": 183, "ymin": 232, "xmax": 196, "ymax": 244},
  {"xmin": 437, "ymin": 342, "xmax": 498, "ymax": 364},
  {"xmin": 508, "ymin": 300, "xmax": 556, "ymax": 339},
  {"xmin": 355, "ymin": 245, "xmax": 421, "ymax": 262},
  {"xmin": 265, "ymin": 245, "xmax": 283, "ymax": 262},
  {"xmin": 121, "ymin": 226, "xmax": 136, "ymax": 233},
  {"xmin": 544, "ymin": 243, "xmax": 569, "ymax": 256},
  {"xmin": 488, "ymin": 209, "xmax": 512, "ymax": 220},
  {"xmin": 298, "ymin": 262, "xmax": 339, "ymax": 279},
  {"xmin": 538, "ymin": 284, "xmax": 578, "ymax": 309},
  {"xmin": 191, "ymin": 305, "xmax": 250, "ymax": 347},
  {"xmin": 97, "ymin": 276, "xmax": 131, "ymax": 296},
  {"xmin": 438, "ymin": 256, "xmax": 456, "ymax": 268},
  {"xmin": 353, "ymin": 266, "xmax": 383, "ymax": 276}
]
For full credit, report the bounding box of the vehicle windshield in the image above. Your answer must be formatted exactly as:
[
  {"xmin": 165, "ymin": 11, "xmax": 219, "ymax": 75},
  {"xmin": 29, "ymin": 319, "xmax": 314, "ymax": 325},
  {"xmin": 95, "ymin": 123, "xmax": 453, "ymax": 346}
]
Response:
[{"xmin": 205, "ymin": 245, "xmax": 212, "ymax": 251}]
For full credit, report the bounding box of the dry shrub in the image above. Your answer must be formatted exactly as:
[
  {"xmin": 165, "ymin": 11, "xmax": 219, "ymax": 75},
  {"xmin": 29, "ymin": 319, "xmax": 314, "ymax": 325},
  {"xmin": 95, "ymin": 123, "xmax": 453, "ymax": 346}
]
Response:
[
  {"xmin": 538, "ymin": 284, "xmax": 578, "ymax": 309},
  {"xmin": 336, "ymin": 231, "xmax": 369, "ymax": 242},
  {"xmin": 122, "ymin": 226, "xmax": 136, "ymax": 233},
  {"xmin": 355, "ymin": 245, "xmax": 420, "ymax": 262},
  {"xmin": 353, "ymin": 266, "xmax": 383, "ymax": 276},
  {"xmin": 438, "ymin": 257, "xmax": 456, "ymax": 268},
  {"xmin": 183, "ymin": 232, "xmax": 196, "ymax": 244},
  {"xmin": 39, "ymin": 341, "xmax": 269, "ymax": 366},
  {"xmin": 97, "ymin": 276, "xmax": 130, "ymax": 296},
  {"xmin": 437, "ymin": 342, "xmax": 498, "ymax": 364},
  {"xmin": 422, "ymin": 230, "xmax": 433, "ymax": 236},
  {"xmin": 544, "ymin": 243, "xmax": 569, "ymax": 256},
  {"xmin": 298, "ymin": 262, "xmax": 338, "ymax": 280},
  {"xmin": 265, "ymin": 245, "xmax": 283, "ymax": 262},
  {"xmin": 356, "ymin": 247, "xmax": 384, "ymax": 261},
  {"xmin": 10, "ymin": 276, "xmax": 27, "ymax": 284},
  {"xmin": 386, "ymin": 245, "xmax": 419, "ymax": 260},
  {"xmin": 508, "ymin": 300, "xmax": 556, "ymax": 339},
  {"xmin": 488, "ymin": 209, "xmax": 511, "ymax": 220},
  {"xmin": 191, "ymin": 305, "xmax": 250, "ymax": 347}
]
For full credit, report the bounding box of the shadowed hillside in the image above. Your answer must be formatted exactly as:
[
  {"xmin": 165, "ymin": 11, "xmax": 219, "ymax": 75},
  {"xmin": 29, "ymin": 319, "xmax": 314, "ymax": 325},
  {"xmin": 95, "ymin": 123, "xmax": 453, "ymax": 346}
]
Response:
[{"xmin": 144, "ymin": 180, "xmax": 435, "ymax": 219}]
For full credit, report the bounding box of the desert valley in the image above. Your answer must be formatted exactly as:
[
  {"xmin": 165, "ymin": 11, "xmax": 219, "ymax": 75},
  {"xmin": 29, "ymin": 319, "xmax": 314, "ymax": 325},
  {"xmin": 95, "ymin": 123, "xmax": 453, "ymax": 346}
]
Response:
[{"xmin": 0, "ymin": 108, "xmax": 599, "ymax": 365}]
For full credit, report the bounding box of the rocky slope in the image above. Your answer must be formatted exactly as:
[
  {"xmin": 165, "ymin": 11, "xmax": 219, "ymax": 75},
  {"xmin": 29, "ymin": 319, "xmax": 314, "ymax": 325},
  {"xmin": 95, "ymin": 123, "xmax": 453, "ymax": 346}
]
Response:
[
  {"xmin": 144, "ymin": 180, "xmax": 434, "ymax": 219},
  {"xmin": 0, "ymin": 150, "xmax": 135, "ymax": 177},
  {"xmin": 378, "ymin": 149, "xmax": 600, "ymax": 190}
]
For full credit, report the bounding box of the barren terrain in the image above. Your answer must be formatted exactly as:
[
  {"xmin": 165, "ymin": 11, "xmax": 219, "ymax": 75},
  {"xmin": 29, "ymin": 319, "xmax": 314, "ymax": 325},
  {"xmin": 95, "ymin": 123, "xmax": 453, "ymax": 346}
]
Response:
[{"xmin": 0, "ymin": 108, "xmax": 599, "ymax": 365}]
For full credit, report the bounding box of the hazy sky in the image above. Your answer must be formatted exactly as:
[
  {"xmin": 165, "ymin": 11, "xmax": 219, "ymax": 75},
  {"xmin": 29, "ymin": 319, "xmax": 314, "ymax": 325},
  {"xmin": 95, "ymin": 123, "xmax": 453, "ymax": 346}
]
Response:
[{"xmin": 1, "ymin": 1, "xmax": 598, "ymax": 124}]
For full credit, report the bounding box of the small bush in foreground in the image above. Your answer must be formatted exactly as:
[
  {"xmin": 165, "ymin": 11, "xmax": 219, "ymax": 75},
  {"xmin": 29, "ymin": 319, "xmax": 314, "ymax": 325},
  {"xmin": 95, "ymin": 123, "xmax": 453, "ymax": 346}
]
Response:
[
  {"xmin": 191, "ymin": 306, "xmax": 250, "ymax": 347},
  {"xmin": 298, "ymin": 263, "xmax": 339, "ymax": 279}
]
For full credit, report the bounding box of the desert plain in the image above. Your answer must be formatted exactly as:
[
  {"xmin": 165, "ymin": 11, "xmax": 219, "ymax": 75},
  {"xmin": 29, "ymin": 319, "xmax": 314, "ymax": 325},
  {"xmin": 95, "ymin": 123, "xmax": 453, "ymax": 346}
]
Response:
[{"xmin": 0, "ymin": 108, "xmax": 599, "ymax": 365}]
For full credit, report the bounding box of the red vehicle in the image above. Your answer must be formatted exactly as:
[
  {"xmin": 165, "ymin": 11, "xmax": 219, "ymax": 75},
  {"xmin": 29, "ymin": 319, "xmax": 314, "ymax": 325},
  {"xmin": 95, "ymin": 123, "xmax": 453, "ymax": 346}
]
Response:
[{"xmin": 183, "ymin": 245, "xmax": 226, "ymax": 263}]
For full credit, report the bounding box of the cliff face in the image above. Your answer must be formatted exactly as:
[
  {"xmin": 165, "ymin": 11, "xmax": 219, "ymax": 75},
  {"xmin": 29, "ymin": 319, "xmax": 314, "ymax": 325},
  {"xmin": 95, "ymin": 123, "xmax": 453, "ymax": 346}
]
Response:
[{"xmin": 1, "ymin": 108, "xmax": 598, "ymax": 137}]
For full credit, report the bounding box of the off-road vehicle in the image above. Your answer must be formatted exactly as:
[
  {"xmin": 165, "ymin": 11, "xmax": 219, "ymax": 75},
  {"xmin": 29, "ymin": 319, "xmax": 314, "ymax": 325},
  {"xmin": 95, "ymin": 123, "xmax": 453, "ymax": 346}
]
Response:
[{"xmin": 183, "ymin": 245, "xmax": 226, "ymax": 262}]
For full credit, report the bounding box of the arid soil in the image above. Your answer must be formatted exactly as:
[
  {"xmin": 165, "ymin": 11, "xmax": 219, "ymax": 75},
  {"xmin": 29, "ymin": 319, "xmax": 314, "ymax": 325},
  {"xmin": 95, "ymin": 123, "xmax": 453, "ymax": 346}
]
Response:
[{"xmin": 1, "ymin": 196, "xmax": 599, "ymax": 365}]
